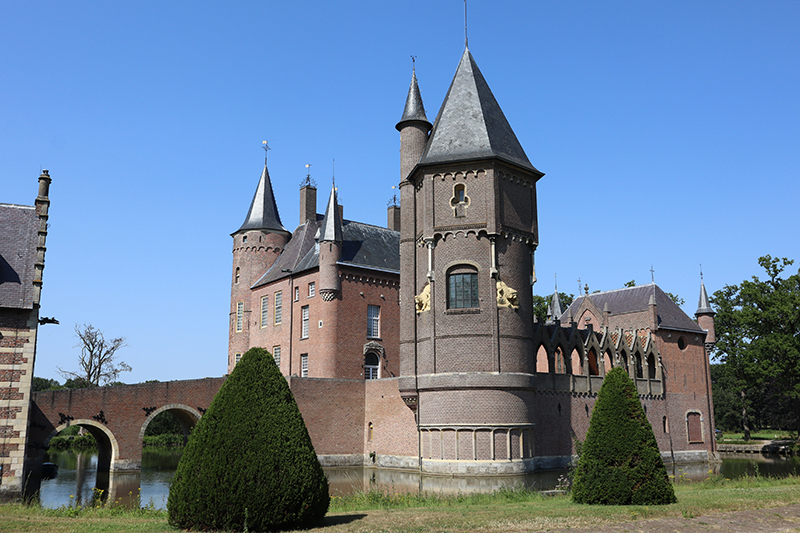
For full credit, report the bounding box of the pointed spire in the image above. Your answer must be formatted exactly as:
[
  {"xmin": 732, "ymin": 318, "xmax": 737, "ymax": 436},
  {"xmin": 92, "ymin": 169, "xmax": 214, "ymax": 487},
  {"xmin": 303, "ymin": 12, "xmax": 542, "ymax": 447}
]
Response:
[
  {"xmin": 319, "ymin": 180, "xmax": 343, "ymax": 243},
  {"xmin": 236, "ymin": 160, "xmax": 288, "ymax": 236},
  {"xmin": 419, "ymin": 49, "xmax": 540, "ymax": 174},
  {"xmin": 396, "ymin": 62, "xmax": 432, "ymax": 131},
  {"xmin": 550, "ymin": 290, "xmax": 564, "ymax": 322},
  {"xmin": 697, "ymin": 272, "xmax": 714, "ymax": 315}
]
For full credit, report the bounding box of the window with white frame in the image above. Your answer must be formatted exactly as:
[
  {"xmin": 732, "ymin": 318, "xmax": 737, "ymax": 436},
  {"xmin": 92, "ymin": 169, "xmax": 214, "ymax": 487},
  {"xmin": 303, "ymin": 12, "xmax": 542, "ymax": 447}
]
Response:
[
  {"xmin": 274, "ymin": 291, "xmax": 282, "ymax": 324},
  {"xmin": 301, "ymin": 305, "xmax": 309, "ymax": 339},
  {"xmin": 294, "ymin": 286, "xmax": 300, "ymax": 301},
  {"xmin": 235, "ymin": 352, "xmax": 242, "ymax": 364},
  {"xmin": 273, "ymin": 346, "xmax": 281, "ymax": 368},
  {"xmin": 364, "ymin": 352, "xmax": 379, "ymax": 379},
  {"xmin": 301, "ymin": 353, "xmax": 308, "ymax": 377},
  {"xmin": 309, "ymin": 282, "xmax": 316, "ymax": 298},
  {"xmin": 260, "ymin": 295, "xmax": 269, "ymax": 328},
  {"xmin": 367, "ymin": 305, "xmax": 380, "ymax": 338},
  {"xmin": 236, "ymin": 302, "xmax": 244, "ymax": 332}
]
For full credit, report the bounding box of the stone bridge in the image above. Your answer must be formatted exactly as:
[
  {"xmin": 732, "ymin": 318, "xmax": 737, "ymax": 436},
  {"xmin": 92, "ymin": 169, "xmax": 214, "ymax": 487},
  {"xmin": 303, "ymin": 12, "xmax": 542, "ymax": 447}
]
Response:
[{"xmin": 26, "ymin": 377, "xmax": 225, "ymax": 496}]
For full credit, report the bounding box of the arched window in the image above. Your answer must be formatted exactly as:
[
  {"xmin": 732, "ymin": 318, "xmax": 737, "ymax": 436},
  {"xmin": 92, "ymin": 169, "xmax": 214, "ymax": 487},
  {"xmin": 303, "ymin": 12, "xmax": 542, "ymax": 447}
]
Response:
[
  {"xmin": 647, "ymin": 353, "xmax": 657, "ymax": 379},
  {"xmin": 634, "ymin": 353, "xmax": 644, "ymax": 378},
  {"xmin": 587, "ymin": 349, "xmax": 599, "ymax": 376},
  {"xmin": 447, "ymin": 265, "xmax": 479, "ymax": 309},
  {"xmin": 364, "ymin": 352, "xmax": 380, "ymax": 379}
]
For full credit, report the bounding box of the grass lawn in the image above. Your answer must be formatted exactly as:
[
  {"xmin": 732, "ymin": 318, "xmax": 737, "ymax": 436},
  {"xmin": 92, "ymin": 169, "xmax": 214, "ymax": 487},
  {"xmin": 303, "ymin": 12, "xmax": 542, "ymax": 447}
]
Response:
[
  {"xmin": 1, "ymin": 475, "xmax": 799, "ymax": 532},
  {"xmin": 717, "ymin": 431, "xmax": 796, "ymax": 443}
]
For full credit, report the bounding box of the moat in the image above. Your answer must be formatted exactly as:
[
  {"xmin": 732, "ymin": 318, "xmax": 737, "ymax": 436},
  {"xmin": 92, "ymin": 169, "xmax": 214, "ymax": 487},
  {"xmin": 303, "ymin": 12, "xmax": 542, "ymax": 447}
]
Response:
[{"xmin": 37, "ymin": 449, "xmax": 800, "ymax": 510}]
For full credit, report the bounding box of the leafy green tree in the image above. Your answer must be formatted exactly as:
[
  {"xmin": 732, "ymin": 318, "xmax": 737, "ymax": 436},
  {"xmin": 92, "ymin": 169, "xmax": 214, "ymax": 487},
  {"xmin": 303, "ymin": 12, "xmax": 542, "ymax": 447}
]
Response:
[
  {"xmin": 711, "ymin": 256, "xmax": 800, "ymax": 439},
  {"xmin": 168, "ymin": 347, "xmax": 329, "ymax": 531},
  {"xmin": 31, "ymin": 377, "xmax": 62, "ymax": 392},
  {"xmin": 144, "ymin": 411, "xmax": 183, "ymax": 436},
  {"xmin": 572, "ymin": 367, "xmax": 676, "ymax": 505}
]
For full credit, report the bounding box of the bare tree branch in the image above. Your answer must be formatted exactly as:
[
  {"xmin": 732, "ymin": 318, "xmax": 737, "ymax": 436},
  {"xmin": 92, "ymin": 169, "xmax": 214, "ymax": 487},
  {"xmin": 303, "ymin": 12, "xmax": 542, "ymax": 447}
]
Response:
[{"xmin": 57, "ymin": 324, "xmax": 131, "ymax": 386}]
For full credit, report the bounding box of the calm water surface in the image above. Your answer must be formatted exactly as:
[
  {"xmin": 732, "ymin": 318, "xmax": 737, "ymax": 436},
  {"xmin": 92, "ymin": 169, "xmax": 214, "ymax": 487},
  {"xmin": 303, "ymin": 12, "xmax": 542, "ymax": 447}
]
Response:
[{"xmin": 38, "ymin": 449, "xmax": 800, "ymax": 510}]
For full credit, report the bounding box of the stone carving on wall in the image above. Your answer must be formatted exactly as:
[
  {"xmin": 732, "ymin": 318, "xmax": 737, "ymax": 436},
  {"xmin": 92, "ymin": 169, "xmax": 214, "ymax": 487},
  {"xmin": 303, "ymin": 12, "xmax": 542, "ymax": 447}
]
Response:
[
  {"xmin": 496, "ymin": 280, "xmax": 519, "ymax": 309},
  {"xmin": 415, "ymin": 283, "xmax": 431, "ymax": 313}
]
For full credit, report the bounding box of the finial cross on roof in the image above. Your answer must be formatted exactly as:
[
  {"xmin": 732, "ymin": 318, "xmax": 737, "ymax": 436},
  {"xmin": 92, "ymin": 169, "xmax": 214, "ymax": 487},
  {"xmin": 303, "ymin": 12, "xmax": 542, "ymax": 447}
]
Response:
[{"xmin": 650, "ymin": 265, "xmax": 655, "ymax": 283}]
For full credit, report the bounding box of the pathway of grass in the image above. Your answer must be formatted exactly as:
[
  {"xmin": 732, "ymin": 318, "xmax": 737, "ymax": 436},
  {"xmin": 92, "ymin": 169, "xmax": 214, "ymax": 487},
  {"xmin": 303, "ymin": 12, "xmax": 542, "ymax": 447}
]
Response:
[{"xmin": 1, "ymin": 475, "xmax": 798, "ymax": 533}]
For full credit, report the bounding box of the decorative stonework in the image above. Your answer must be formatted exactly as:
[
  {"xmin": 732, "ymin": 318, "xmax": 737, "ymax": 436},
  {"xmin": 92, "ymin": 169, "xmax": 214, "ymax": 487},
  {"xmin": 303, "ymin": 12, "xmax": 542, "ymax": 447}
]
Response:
[
  {"xmin": 414, "ymin": 283, "xmax": 431, "ymax": 314},
  {"xmin": 496, "ymin": 280, "xmax": 519, "ymax": 309}
]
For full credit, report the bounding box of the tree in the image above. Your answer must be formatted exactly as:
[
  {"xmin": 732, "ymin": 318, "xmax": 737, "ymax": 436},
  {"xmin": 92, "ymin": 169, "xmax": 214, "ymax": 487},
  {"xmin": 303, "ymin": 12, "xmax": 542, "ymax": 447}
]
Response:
[
  {"xmin": 168, "ymin": 347, "xmax": 329, "ymax": 531},
  {"xmin": 571, "ymin": 367, "xmax": 676, "ymax": 505},
  {"xmin": 712, "ymin": 256, "xmax": 800, "ymax": 439},
  {"xmin": 31, "ymin": 377, "xmax": 62, "ymax": 392},
  {"xmin": 58, "ymin": 324, "xmax": 130, "ymax": 387}
]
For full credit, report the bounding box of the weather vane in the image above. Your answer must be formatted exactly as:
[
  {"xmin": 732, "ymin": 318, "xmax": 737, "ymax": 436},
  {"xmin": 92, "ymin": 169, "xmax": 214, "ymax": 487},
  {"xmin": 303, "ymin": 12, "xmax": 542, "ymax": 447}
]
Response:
[
  {"xmin": 464, "ymin": 0, "xmax": 469, "ymax": 48},
  {"xmin": 387, "ymin": 185, "xmax": 399, "ymax": 208},
  {"xmin": 262, "ymin": 140, "xmax": 271, "ymax": 164},
  {"xmin": 300, "ymin": 163, "xmax": 316, "ymax": 188}
]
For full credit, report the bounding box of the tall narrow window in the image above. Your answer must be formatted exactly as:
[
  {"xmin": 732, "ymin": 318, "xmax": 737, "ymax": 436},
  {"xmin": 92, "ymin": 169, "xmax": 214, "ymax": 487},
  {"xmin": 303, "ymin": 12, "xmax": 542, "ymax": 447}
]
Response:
[
  {"xmin": 309, "ymin": 282, "xmax": 316, "ymax": 298},
  {"xmin": 447, "ymin": 269, "xmax": 479, "ymax": 309},
  {"xmin": 274, "ymin": 291, "xmax": 282, "ymax": 325},
  {"xmin": 301, "ymin": 305, "xmax": 309, "ymax": 339},
  {"xmin": 367, "ymin": 305, "xmax": 380, "ymax": 338},
  {"xmin": 235, "ymin": 267, "xmax": 240, "ymax": 284},
  {"xmin": 273, "ymin": 346, "xmax": 281, "ymax": 368},
  {"xmin": 294, "ymin": 286, "xmax": 300, "ymax": 301},
  {"xmin": 301, "ymin": 354, "xmax": 308, "ymax": 377},
  {"xmin": 365, "ymin": 352, "xmax": 379, "ymax": 379},
  {"xmin": 236, "ymin": 302, "xmax": 244, "ymax": 332},
  {"xmin": 260, "ymin": 295, "xmax": 269, "ymax": 328},
  {"xmin": 235, "ymin": 353, "xmax": 242, "ymax": 364}
]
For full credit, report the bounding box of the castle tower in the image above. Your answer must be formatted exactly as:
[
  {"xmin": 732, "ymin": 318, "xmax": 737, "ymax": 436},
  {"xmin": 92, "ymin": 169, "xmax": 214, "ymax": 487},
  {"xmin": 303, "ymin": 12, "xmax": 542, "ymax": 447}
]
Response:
[
  {"xmin": 398, "ymin": 49, "xmax": 544, "ymax": 472},
  {"xmin": 317, "ymin": 181, "xmax": 343, "ymax": 301},
  {"xmin": 695, "ymin": 274, "xmax": 716, "ymax": 348},
  {"xmin": 228, "ymin": 157, "xmax": 290, "ymax": 373}
]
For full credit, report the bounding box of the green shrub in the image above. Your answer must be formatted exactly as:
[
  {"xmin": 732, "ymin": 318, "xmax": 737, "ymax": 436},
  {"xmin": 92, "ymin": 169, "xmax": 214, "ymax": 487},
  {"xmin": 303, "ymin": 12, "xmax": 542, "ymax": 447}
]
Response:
[
  {"xmin": 572, "ymin": 367, "xmax": 676, "ymax": 505},
  {"xmin": 167, "ymin": 347, "xmax": 329, "ymax": 531},
  {"xmin": 143, "ymin": 434, "xmax": 184, "ymax": 448}
]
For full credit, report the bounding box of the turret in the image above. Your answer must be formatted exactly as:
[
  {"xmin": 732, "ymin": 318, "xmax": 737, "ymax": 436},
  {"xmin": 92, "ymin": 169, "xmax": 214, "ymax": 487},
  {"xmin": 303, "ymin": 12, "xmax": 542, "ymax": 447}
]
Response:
[
  {"xmin": 33, "ymin": 170, "xmax": 51, "ymax": 305},
  {"xmin": 396, "ymin": 66, "xmax": 432, "ymax": 181},
  {"xmin": 317, "ymin": 181, "xmax": 342, "ymax": 301},
  {"xmin": 696, "ymin": 275, "xmax": 716, "ymax": 346},
  {"xmin": 229, "ymin": 153, "xmax": 290, "ymax": 372}
]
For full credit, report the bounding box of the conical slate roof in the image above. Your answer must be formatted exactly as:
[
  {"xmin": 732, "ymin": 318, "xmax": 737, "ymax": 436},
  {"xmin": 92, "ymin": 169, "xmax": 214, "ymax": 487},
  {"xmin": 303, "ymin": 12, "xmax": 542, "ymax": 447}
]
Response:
[
  {"xmin": 419, "ymin": 49, "xmax": 538, "ymax": 173},
  {"xmin": 696, "ymin": 278, "xmax": 714, "ymax": 315},
  {"xmin": 318, "ymin": 181, "xmax": 342, "ymax": 243},
  {"xmin": 548, "ymin": 291, "xmax": 564, "ymax": 323},
  {"xmin": 235, "ymin": 163, "xmax": 288, "ymax": 236},
  {"xmin": 396, "ymin": 69, "xmax": 432, "ymax": 131}
]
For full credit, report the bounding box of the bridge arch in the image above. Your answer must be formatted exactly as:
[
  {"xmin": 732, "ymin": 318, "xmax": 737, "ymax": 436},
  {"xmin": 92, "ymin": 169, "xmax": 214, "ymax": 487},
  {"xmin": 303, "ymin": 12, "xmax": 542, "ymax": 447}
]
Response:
[
  {"xmin": 42, "ymin": 418, "xmax": 121, "ymax": 494},
  {"xmin": 138, "ymin": 404, "xmax": 202, "ymax": 445}
]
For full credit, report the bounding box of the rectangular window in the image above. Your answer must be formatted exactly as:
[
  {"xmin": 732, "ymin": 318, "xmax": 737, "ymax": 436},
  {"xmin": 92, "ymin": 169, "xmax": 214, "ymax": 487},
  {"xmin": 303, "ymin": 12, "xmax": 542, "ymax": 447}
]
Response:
[
  {"xmin": 236, "ymin": 302, "xmax": 244, "ymax": 332},
  {"xmin": 309, "ymin": 282, "xmax": 315, "ymax": 298},
  {"xmin": 294, "ymin": 286, "xmax": 300, "ymax": 301},
  {"xmin": 235, "ymin": 353, "xmax": 242, "ymax": 365},
  {"xmin": 448, "ymin": 272, "xmax": 479, "ymax": 309},
  {"xmin": 301, "ymin": 354, "xmax": 308, "ymax": 377},
  {"xmin": 274, "ymin": 291, "xmax": 282, "ymax": 325},
  {"xmin": 273, "ymin": 346, "xmax": 281, "ymax": 368},
  {"xmin": 367, "ymin": 305, "xmax": 380, "ymax": 338},
  {"xmin": 301, "ymin": 305, "xmax": 309, "ymax": 339},
  {"xmin": 260, "ymin": 295, "xmax": 269, "ymax": 328}
]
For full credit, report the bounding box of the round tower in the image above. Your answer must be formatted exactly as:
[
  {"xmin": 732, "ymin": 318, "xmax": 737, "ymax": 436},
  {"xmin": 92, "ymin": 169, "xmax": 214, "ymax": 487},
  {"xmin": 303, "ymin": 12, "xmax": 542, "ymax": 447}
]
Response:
[{"xmin": 229, "ymin": 156, "xmax": 290, "ymax": 373}]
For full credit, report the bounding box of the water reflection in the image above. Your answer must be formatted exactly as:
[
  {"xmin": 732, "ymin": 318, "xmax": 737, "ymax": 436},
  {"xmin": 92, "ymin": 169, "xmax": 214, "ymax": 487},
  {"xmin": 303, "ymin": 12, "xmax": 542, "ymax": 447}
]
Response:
[{"xmin": 39, "ymin": 449, "xmax": 799, "ymax": 510}]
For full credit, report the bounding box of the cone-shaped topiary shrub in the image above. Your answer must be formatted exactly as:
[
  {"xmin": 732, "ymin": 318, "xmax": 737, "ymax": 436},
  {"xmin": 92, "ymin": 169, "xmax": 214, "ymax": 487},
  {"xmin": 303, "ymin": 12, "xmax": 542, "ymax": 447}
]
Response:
[
  {"xmin": 572, "ymin": 367, "xmax": 676, "ymax": 505},
  {"xmin": 168, "ymin": 347, "xmax": 329, "ymax": 531}
]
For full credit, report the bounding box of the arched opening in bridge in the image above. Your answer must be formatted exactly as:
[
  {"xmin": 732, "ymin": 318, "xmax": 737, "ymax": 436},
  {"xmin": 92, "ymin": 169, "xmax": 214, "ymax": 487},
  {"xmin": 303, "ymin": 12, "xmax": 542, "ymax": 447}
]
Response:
[
  {"xmin": 41, "ymin": 419, "xmax": 119, "ymax": 506},
  {"xmin": 139, "ymin": 405, "xmax": 202, "ymax": 448}
]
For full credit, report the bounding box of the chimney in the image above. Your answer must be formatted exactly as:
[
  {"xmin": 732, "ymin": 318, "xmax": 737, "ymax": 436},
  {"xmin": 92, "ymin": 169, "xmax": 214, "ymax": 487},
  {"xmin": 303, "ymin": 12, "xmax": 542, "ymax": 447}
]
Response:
[
  {"xmin": 388, "ymin": 205, "xmax": 400, "ymax": 231},
  {"xmin": 300, "ymin": 185, "xmax": 317, "ymax": 224}
]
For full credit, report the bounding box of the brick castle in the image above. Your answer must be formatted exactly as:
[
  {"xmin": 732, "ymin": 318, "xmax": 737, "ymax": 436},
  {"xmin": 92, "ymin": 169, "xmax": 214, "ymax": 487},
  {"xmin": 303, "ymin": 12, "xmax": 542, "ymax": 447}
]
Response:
[{"xmin": 229, "ymin": 48, "xmax": 717, "ymax": 473}]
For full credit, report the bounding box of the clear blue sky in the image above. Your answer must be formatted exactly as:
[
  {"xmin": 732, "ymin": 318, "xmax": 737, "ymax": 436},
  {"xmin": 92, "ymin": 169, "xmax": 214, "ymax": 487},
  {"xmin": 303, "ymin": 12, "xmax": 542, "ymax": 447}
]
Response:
[{"xmin": 3, "ymin": 1, "xmax": 798, "ymax": 383}]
